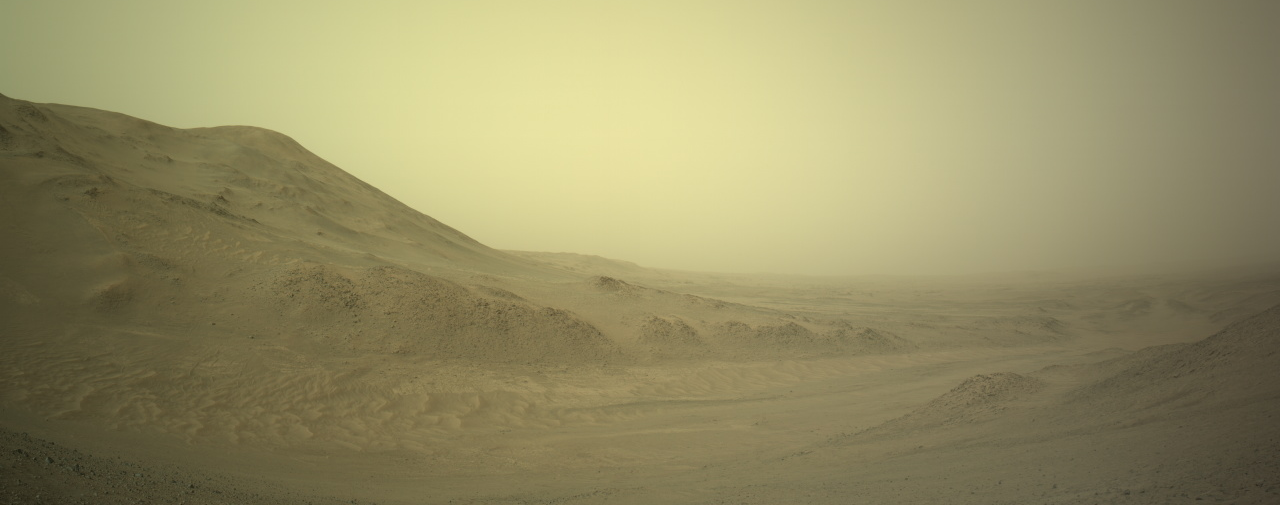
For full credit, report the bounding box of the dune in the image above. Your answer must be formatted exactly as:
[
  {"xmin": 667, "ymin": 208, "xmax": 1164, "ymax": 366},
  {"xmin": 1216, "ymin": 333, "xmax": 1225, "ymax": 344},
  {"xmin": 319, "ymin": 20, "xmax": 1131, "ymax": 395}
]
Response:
[{"xmin": 3, "ymin": 94, "xmax": 1280, "ymax": 504}]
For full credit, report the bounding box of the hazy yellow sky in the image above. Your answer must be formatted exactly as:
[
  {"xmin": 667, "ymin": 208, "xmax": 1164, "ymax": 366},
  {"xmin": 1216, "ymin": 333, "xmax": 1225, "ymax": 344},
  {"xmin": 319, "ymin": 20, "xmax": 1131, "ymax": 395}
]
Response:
[{"xmin": 4, "ymin": 1, "xmax": 1278, "ymax": 275}]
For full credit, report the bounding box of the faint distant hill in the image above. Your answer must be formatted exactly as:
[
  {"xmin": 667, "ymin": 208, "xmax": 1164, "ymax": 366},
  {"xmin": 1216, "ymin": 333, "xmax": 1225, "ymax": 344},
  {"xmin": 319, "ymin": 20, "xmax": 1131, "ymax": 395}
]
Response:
[{"xmin": 505, "ymin": 250, "xmax": 655, "ymax": 278}]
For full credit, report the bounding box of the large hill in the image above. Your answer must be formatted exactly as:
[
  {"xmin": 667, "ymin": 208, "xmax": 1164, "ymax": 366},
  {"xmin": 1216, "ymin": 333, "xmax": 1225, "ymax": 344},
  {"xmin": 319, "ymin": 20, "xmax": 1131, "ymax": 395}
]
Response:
[{"xmin": 1, "ymin": 93, "xmax": 955, "ymax": 364}]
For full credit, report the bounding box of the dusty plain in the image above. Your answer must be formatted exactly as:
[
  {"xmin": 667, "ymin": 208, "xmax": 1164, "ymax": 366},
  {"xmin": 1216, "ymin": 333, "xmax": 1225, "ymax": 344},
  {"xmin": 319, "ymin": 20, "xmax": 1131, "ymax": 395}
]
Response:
[{"xmin": 2, "ymin": 94, "xmax": 1279, "ymax": 504}]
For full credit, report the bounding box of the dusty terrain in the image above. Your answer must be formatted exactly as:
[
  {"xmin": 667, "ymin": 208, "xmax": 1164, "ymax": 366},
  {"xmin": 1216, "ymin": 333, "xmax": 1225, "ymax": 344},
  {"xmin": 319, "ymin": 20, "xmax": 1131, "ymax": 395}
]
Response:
[{"xmin": 2, "ymin": 93, "xmax": 1279, "ymax": 504}]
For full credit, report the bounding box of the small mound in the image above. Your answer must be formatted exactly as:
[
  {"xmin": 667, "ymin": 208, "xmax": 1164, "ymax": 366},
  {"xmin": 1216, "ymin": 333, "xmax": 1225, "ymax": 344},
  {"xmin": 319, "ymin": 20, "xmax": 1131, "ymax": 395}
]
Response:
[
  {"xmin": 589, "ymin": 275, "xmax": 635, "ymax": 293},
  {"xmin": 713, "ymin": 320, "xmax": 822, "ymax": 348},
  {"xmin": 753, "ymin": 321, "xmax": 820, "ymax": 346},
  {"xmin": 637, "ymin": 316, "xmax": 703, "ymax": 348},
  {"xmin": 866, "ymin": 372, "xmax": 1045, "ymax": 435},
  {"xmin": 826, "ymin": 323, "xmax": 915, "ymax": 354},
  {"xmin": 90, "ymin": 279, "xmax": 135, "ymax": 312},
  {"xmin": 927, "ymin": 372, "xmax": 1046, "ymax": 412}
]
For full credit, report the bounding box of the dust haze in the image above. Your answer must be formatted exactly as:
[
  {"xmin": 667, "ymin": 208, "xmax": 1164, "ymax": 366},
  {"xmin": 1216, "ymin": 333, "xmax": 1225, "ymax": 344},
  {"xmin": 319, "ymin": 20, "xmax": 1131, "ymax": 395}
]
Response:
[
  {"xmin": 4, "ymin": 2, "xmax": 1280, "ymax": 504},
  {"xmin": 3, "ymin": 92, "xmax": 1280, "ymax": 504},
  {"xmin": 2, "ymin": 1, "xmax": 1278, "ymax": 275}
]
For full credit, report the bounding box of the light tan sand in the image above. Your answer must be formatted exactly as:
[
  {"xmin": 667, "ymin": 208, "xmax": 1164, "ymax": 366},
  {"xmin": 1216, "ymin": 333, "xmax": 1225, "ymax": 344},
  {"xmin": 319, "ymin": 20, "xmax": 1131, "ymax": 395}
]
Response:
[{"xmin": 2, "ymin": 94, "xmax": 1279, "ymax": 504}]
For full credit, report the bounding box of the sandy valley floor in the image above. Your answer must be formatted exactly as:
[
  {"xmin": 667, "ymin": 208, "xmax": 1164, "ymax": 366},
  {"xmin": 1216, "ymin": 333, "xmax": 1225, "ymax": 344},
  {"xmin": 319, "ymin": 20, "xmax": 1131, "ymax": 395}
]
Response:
[{"xmin": 3, "ymin": 94, "xmax": 1280, "ymax": 504}]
